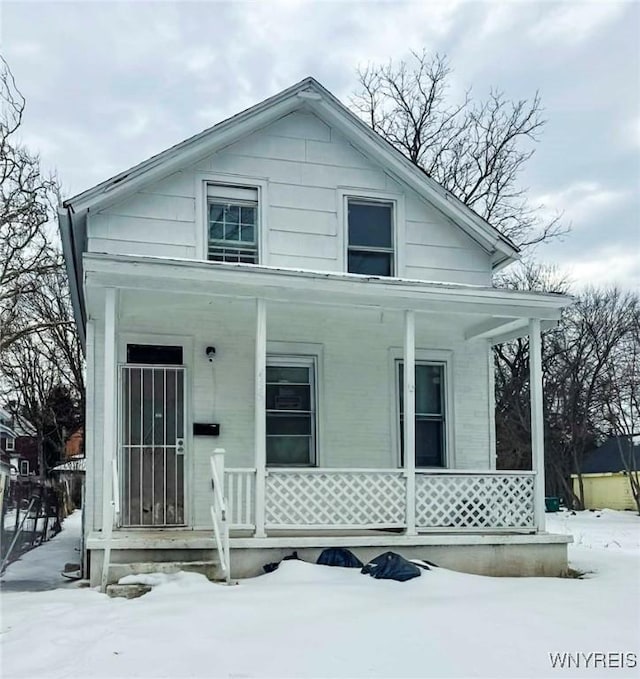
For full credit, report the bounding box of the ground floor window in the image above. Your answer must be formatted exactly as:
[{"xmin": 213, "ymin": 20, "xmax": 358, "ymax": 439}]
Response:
[
  {"xmin": 266, "ymin": 356, "xmax": 316, "ymax": 466},
  {"xmin": 20, "ymin": 460, "xmax": 29, "ymax": 475},
  {"xmin": 398, "ymin": 361, "xmax": 446, "ymax": 467}
]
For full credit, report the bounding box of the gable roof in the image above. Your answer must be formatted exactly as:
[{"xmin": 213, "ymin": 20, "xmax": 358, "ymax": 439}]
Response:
[
  {"xmin": 581, "ymin": 436, "xmax": 640, "ymax": 474},
  {"xmin": 63, "ymin": 77, "xmax": 519, "ymax": 258},
  {"xmin": 59, "ymin": 76, "xmax": 521, "ymax": 349}
]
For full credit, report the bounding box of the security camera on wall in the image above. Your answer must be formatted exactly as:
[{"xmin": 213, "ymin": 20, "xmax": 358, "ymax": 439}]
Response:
[{"xmin": 206, "ymin": 346, "xmax": 216, "ymax": 362}]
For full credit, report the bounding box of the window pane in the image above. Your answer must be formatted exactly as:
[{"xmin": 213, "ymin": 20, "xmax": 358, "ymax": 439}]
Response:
[
  {"xmin": 224, "ymin": 223, "xmax": 240, "ymax": 241},
  {"xmin": 399, "ymin": 363, "xmax": 443, "ymax": 415},
  {"xmin": 416, "ymin": 419, "xmax": 444, "ymax": 467},
  {"xmin": 267, "ymin": 436, "xmax": 311, "ymax": 465},
  {"xmin": 209, "ymin": 222, "xmax": 224, "ymax": 240},
  {"xmin": 266, "ymin": 384, "xmax": 311, "ymax": 411},
  {"xmin": 416, "ymin": 364, "xmax": 443, "ymax": 414},
  {"xmin": 240, "ymin": 224, "xmax": 255, "ymax": 243},
  {"xmin": 348, "ymin": 201, "xmax": 392, "ymax": 248},
  {"xmin": 267, "ymin": 366, "xmax": 309, "ymax": 383},
  {"xmin": 266, "ymin": 413, "xmax": 311, "ymax": 436},
  {"xmin": 398, "ymin": 361, "xmax": 446, "ymax": 467},
  {"xmin": 348, "ymin": 251, "xmax": 392, "ymax": 276},
  {"xmin": 209, "ymin": 204, "xmax": 225, "ymax": 223},
  {"xmin": 226, "ymin": 205, "xmax": 240, "ymax": 225},
  {"xmin": 241, "ymin": 206, "xmax": 256, "ymax": 225}
]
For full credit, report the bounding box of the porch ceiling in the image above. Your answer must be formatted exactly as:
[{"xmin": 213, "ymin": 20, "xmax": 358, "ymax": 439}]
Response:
[{"xmin": 84, "ymin": 253, "xmax": 571, "ymax": 339}]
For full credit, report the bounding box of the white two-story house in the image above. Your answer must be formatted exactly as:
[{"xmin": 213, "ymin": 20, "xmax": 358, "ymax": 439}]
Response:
[{"xmin": 59, "ymin": 78, "xmax": 571, "ymax": 587}]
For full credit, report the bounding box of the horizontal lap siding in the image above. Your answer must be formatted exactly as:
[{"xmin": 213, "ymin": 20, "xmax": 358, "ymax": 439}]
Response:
[{"xmin": 87, "ymin": 111, "xmax": 492, "ymax": 284}]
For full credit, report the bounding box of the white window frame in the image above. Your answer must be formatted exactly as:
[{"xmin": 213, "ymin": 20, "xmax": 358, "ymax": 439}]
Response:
[
  {"xmin": 338, "ymin": 188, "xmax": 405, "ymax": 278},
  {"xmin": 20, "ymin": 459, "xmax": 28, "ymax": 475},
  {"xmin": 266, "ymin": 354, "xmax": 318, "ymax": 467},
  {"xmin": 196, "ymin": 173, "xmax": 269, "ymax": 264},
  {"xmin": 6, "ymin": 437, "xmax": 15, "ymax": 452},
  {"xmin": 389, "ymin": 347, "xmax": 455, "ymax": 468}
]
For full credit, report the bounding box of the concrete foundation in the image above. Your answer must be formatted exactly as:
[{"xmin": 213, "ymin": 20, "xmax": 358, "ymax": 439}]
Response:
[{"xmin": 88, "ymin": 532, "xmax": 570, "ymax": 586}]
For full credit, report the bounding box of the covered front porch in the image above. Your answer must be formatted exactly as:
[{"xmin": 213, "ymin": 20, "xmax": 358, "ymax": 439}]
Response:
[{"xmin": 84, "ymin": 254, "xmax": 571, "ymax": 583}]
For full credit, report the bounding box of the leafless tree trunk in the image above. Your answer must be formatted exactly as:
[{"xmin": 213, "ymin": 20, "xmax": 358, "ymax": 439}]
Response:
[{"xmin": 351, "ymin": 51, "xmax": 567, "ymax": 249}]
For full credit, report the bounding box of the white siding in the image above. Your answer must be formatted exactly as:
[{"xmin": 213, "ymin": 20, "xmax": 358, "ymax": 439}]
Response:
[
  {"xmin": 87, "ymin": 111, "xmax": 492, "ymax": 284},
  {"xmin": 89, "ymin": 293, "xmax": 491, "ymax": 530}
]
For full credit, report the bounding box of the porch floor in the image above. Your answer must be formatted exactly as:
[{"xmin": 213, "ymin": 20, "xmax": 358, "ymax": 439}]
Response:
[{"xmin": 87, "ymin": 528, "xmax": 571, "ymax": 551}]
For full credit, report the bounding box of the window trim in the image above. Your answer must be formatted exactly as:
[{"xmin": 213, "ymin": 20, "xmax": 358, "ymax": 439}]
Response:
[
  {"xmin": 196, "ymin": 174, "xmax": 268, "ymax": 264},
  {"xmin": 20, "ymin": 460, "xmax": 28, "ymax": 475},
  {"xmin": 266, "ymin": 354, "xmax": 318, "ymax": 467},
  {"xmin": 6, "ymin": 437, "xmax": 15, "ymax": 452},
  {"xmin": 388, "ymin": 347, "xmax": 455, "ymax": 469},
  {"xmin": 338, "ymin": 188, "xmax": 405, "ymax": 278}
]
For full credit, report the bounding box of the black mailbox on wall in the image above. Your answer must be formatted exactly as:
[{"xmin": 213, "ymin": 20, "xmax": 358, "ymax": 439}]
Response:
[{"xmin": 193, "ymin": 423, "xmax": 221, "ymax": 436}]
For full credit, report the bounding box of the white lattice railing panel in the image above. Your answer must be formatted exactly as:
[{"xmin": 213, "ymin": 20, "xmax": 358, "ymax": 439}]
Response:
[
  {"xmin": 224, "ymin": 469, "xmax": 256, "ymax": 529},
  {"xmin": 265, "ymin": 469, "xmax": 406, "ymax": 529},
  {"xmin": 415, "ymin": 472, "xmax": 535, "ymax": 529}
]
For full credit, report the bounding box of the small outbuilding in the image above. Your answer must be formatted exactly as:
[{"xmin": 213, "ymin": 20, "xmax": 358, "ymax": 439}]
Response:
[{"xmin": 573, "ymin": 436, "xmax": 639, "ymax": 511}]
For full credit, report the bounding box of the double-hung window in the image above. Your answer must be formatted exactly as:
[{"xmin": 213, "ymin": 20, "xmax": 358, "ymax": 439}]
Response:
[
  {"xmin": 207, "ymin": 185, "xmax": 258, "ymax": 264},
  {"xmin": 266, "ymin": 357, "xmax": 316, "ymax": 466},
  {"xmin": 6, "ymin": 437, "xmax": 14, "ymax": 452},
  {"xmin": 398, "ymin": 361, "xmax": 446, "ymax": 467},
  {"xmin": 347, "ymin": 199, "xmax": 394, "ymax": 276}
]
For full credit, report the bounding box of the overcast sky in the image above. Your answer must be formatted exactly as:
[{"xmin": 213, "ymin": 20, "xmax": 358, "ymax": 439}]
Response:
[{"xmin": 2, "ymin": 0, "xmax": 639, "ymax": 290}]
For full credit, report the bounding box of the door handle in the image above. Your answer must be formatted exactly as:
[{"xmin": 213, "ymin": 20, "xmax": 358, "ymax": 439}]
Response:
[{"xmin": 177, "ymin": 438, "xmax": 184, "ymax": 453}]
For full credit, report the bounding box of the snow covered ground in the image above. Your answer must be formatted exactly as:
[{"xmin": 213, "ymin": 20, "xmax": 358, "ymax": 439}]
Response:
[{"xmin": 1, "ymin": 509, "xmax": 638, "ymax": 678}]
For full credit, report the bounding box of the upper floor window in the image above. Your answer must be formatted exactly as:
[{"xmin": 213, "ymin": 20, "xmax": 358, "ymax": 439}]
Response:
[
  {"xmin": 347, "ymin": 199, "xmax": 394, "ymax": 277},
  {"xmin": 6, "ymin": 437, "xmax": 14, "ymax": 452},
  {"xmin": 207, "ymin": 185, "xmax": 258, "ymax": 264}
]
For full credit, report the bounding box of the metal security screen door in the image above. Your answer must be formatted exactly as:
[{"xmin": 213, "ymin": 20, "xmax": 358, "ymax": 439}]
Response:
[{"xmin": 120, "ymin": 366, "xmax": 185, "ymax": 526}]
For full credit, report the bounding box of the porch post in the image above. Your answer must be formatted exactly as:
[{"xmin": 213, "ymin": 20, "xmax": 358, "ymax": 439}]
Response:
[
  {"xmin": 254, "ymin": 298, "xmax": 267, "ymax": 537},
  {"xmin": 529, "ymin": 318, "xmax": 546, "ymax": 532},
  {"xmin": 100, "ymin": 287, "xmax": 117, "ymax": 590},
  {"xmin": 404, "ymin": 310, "xmax": 417, "ymax": 535}
]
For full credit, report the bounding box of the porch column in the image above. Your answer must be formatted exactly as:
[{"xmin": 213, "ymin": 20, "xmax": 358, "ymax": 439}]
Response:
[
  {"xmin": 404, "ymin": 310, "xmax": 417, "ymax": 535},
  {"xmin": 100, "ymin": 288, "xmax": 118, "ymax": 590},
  {"xmin": 254, "ymin": 298, "xmax": 267, "ymax": 537},
  {"xmin": 529, "ymin": 318, "xmax": 546, "ymax": 532}
]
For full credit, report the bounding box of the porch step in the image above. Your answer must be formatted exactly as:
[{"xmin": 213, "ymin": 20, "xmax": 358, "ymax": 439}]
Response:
[{"xmin": 109, "ymin": 560, "xmax": 221, "ymax": 583}]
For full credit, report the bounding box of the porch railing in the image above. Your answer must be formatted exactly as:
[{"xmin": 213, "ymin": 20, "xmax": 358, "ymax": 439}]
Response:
[
  {"xmin": 415, "ymin": 470, "xmax": 535, "ymax": 530},
  {"xmin": 224, "ymin": 468, "xmax": 256, "ymax": 530},
  {"xmin": 223, "ymin": 466, "xmax": 536, "ymax": 533},
  {"xmin": 265, "ymin": 469, "xmax": 406, "ymax": 530}
]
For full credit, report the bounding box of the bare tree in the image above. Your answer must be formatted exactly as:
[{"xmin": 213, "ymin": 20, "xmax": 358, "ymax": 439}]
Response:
[
  {"xmin": 0, "ymin": 56, "xmax": 61, "ymax": 353},
  {"xmin": 351, "ymin": 50, "xmax": 566, "ymax": 249},
  {"xmin": 494, "ymin": 263, "xmax": 569, "ymax": 471},
  {"xmin": 0, "ymin": 262, "xmax": 84, "ymax": 479},
  {"xmin": 0, "ymin": 56, "xmax": 84, "ymax": 476}
]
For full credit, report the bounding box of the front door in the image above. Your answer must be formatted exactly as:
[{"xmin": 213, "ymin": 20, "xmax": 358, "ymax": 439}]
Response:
[{"xmin": 120, "ymin": 365, "xmax": 185, "ymax": 526}]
